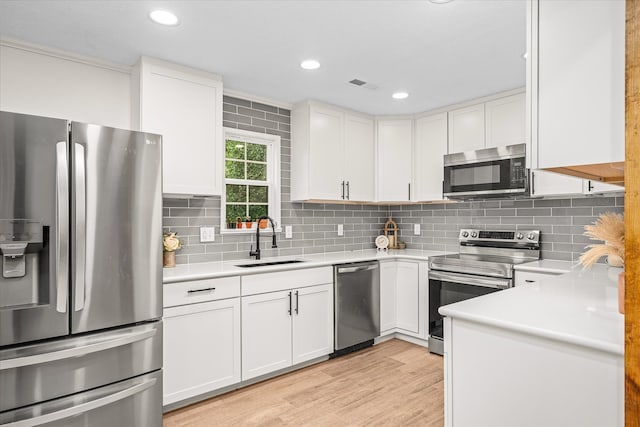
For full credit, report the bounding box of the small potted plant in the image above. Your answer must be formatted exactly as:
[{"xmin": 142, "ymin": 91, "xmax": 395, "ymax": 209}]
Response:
[
  {"xmin": 259, "ymin": 217, "xmax": 269, "ymax": 229},
  {"xmin": 244, "ymin": 215, "xmax": 253, "ymax": 229},
  {"xmin": 236, "ymin": 216, "xmax": 243, "ymax": 229},
  {"xmin": 163, "ymin": 232, "xmax": 182, "ymax": 268}
]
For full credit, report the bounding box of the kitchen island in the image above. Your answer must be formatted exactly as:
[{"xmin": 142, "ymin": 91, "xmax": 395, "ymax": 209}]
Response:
[{"xmin": 440, "ymin": 264, "xmax": 624, "ymax": 427}]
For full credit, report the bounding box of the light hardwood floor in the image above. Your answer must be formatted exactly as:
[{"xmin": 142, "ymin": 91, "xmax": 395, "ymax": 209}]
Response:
[{"xmin": 163, "ymin": 339, "xmax": 444, "ymax": 426}]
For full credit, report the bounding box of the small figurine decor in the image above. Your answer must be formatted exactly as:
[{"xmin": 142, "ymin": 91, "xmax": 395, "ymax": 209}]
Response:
[{"xmin": 162, "ymin": 232, "xmax": 182, "ymax": 268}]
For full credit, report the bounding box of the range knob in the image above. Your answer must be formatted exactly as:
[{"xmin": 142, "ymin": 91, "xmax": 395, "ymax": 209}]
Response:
[
  {"xmin": 516, "ymin": 233, "xmax": 524, "ymax": 240},
  {"xmin": 527, "ymin": 233, "xmax": 536, "ymax": 241},
  {"xmin": 461, "ymin": 231, "xmax": 469, "ymax": 238},
  {"xmin": 470, "ymin": 231, "xmax": 478, "ymax": 238}
]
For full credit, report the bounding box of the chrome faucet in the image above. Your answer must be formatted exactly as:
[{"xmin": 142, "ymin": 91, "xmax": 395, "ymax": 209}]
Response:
[{"xmin": 249, "ymin": 215, "xmax": 277, "ymax": 260}]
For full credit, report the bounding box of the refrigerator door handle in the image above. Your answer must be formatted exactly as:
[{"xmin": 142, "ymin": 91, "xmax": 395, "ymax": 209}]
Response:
[
  {"xmin": 55, "ymin": 141, "xmax": 69, "ymax": 313},
  {"xmin": 0, "ymin": 327, "xmax": 156, "ymax": 371},
  {"xmin": 2, "ymin": 377, "xmax": 157, "ymax": 427},
  {"xmin": 74, "ymin": 143, "xmax": 86, "ymax": 312}
]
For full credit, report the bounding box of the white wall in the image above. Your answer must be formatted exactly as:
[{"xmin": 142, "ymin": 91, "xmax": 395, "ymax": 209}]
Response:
[{"xmin": 0, "ymin": 40, "xmax": 132, "ymax": 129}]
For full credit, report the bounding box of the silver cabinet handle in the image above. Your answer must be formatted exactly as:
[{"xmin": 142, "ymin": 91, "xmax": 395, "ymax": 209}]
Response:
[
  {"xmin": 531, "ymin": 171, "xmax": 535, "ymax": 195},
  {"xmin": 3, "ymin": 377, "xmax": 156, "ymax": 427},
  {"xmin": 524, "ymin": 279, "xmax": 535, "ymax": 283},
  {"xmin": 429, "ymin": 270, "xmax": 512, "ymax": 290},
  {"xmin": 74, "ymin": 143, "xmax": 86, "ymax": 312},
  {"xmin": 288, "ymin": 291, "xmax": 292, "ymax": 315},
  {"xmin": 0, "ymin": 328, "xmax": 156, "ymax": 370},
  {"xmin": 341, "ymin": 180, "xmax": 345, "ymax": 199},
  {"xmin": 295, "ymin": 290, "xmax": 299, "ymax": 314},
  {"xmin": 55, "ymin": 141, "xmax": 69, "ymax": 313},
  {"xmin": 187, "ymin": 287, "xmax": 216, "ymax": 294},
  {"xmin": 408, "ymin": 182, "xmax": 411, "ymax": 201},
  {"xmin": 346, "ymin": 181, "xmax": 350, "ymax": 200}
]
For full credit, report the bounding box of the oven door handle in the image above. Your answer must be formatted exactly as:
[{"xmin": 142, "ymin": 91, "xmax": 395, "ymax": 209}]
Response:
[{"xmin": 429, "ymin": 270, "xmax": 512, "ymax": 290}]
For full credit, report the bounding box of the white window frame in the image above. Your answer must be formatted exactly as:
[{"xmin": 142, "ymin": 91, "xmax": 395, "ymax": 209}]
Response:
[{"xmin": 221, "ymin": 127, "xmax": 281, "ymax": 234}]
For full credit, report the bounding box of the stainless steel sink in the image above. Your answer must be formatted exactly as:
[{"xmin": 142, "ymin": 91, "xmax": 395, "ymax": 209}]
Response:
[{"xmin": 235, "ymin": 260, "xmax": 305, "ymax": 268}]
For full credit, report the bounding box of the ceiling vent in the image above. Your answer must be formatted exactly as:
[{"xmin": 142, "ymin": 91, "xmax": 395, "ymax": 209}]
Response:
[{"xmin": 348, "ymin": 79, "xmax": 378, "ymax": 90}]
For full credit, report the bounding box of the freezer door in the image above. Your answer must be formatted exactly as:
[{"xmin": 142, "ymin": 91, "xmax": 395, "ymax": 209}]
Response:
[
  {"xmin": 70, "ymin": 122, "xmax": 162, "ymax": 333},
  {"xmin": 0, "ymin": 321, "xmax": 162, "ymax": 412},
  {"xmin": 0, "ymin": 111, "xmax": 70, "ymax": 346},
  {"xmin": 0, "ymin": 370, "xmax": 162, "ymax": 427}
]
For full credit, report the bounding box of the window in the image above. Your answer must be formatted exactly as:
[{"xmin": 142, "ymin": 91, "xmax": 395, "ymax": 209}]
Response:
[{"xmin": 222, "ymin": 128, "xmax": 281, "ymax": 232}]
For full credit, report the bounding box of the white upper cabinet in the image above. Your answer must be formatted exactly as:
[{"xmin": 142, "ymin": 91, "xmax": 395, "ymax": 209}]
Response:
[
  {"xmin": 448, "ymin": 104, "xmax": 485, "ymax": 153},
  {"xmin": 413, "ymin": 112, "xmax": 448, "ymax": 201},
  {"xmin": 583, "ymin": 180, "xmax": 624, "ymax": 195},
  {"xmin": 485, "ymin": 93, "xmax": 526, "ymax": 149},
  {"xmin": 344, "ymin": 114, "xmax": 375, "ymax": 201},
  {"xmin": 133, "ymin": 57, "xmax": 223, "ymax": 196},
  {"xmin": 530, "ymin": 169, "xmax": 584, "ymax": 197},
  {"xmin": 291, "ymin": 101, "xmax": 374, "ymax": 201},
  {"xmin": 377, "ymin": 119, "xmax": 413, "ymax": 202},
  {"xmin": 536, "ymin": 0, "xmax": 625, "ymax": 169}
]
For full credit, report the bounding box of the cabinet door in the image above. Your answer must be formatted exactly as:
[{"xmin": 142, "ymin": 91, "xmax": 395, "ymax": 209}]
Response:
[
  {"xmin": 448, "ymin": 104, "xmax": 485, "ymax": 153},
  {"xmin": 309, "ymin": 106, "xmax": 344, "ymax": 200},
  {"xmin": 377, "ymin": 119, "xmax": 413, "ymax": 201},
  {"xmin": 530, "ymin": 169, "xmax": 583, "ymax": 197},
  {"xmin": 379, "ymin": 261, "xmax": 397, "ymax": 334},
  {"xmin": 163, "ymin": 298, "xmax": 241, "ymax": 405},
  {"xmin": 395, "ymin": 261, "xmax": 420, "ymax": 334},
  {"xmin": 484, "ymin": 93, "xmax": 525, "ymax": 149},
  {"xmin": 141, "ymin": 61, "xmax": 222, "ymax": 196},
  {"xmin": 583, "ymin": 180, "xmax": 624, "ymax": 195},
  {"xmin": 344, "ymin": 114, "xmax": 375, "ymax": 201},
  {"xmin": 537, "ymin": 0, "xmax": 624, "ymax": 168},
  {"xmin": 292, "ymin": 284, "xmax": 334, "ymax": 365},
  {"xmin": 514, "ymin": 271, "xmax": 560, "ymax": 287},
  {"xmin": 414, "ymin": 113, "xmax": 448, "ymax": 201},
  {"xmin": 242, "ymin": 290, "xmax": 293, "ymax": 381}
]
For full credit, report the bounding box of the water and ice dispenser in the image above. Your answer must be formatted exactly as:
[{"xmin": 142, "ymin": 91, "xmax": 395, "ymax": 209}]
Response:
[{"xmin": 0, "ymin": 220, "xmax": 45, "ymax": 308}]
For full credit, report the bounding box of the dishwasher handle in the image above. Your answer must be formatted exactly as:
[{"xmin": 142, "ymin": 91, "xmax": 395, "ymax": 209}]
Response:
[{"xmin": 337, "ymin": 264, "xmax": 378, "ymax": 274}]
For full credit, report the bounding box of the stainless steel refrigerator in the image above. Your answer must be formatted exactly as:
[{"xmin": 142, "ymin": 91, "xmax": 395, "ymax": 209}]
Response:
[{"xmin": 0, "ymin": 111, "xmax": 163, "ymax": 426}]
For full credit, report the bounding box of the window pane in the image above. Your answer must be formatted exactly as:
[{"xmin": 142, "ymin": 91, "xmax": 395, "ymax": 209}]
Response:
[
  {"xmin": 249, "ymin": 205, "xmax": 268, "ymax": 220},
  {"xmin": 226, "ymin": 160, "xmax": 245, "ymax": 179},
  {"xmin": 226, "ymin": 140, "xmax": 245, "ymax": 160},
  {"xmin": 249, "ymin": 185, "xmax": 269, "ymax": 203},
  {"xmin": 246, "ymin": 143, "xmax": 267, "ymax": 162},
  {"xmin": 226, "ymin": 184, "xmax": 246, "ymax": 203},
  {"xmin": 247, "ymin": 162, "xmax": 267, "ymax": 181},
  {"xmin": 226, "ymin": 204, "xmax": 246, "ymax": 223}
]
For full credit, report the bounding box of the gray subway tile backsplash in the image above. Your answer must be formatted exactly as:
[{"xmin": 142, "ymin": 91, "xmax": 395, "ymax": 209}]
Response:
[{"xmin": 162, "ymin": 95, "xmax": 624, "ymax": 265}]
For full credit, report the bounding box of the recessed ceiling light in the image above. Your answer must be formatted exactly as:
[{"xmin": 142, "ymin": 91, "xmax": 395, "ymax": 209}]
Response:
[
  {"xmin": 522, "ymin": 52, "xmax": 528, "ymax": 59},
  {"xmin": 300, "ymin": 60, "xmax": 320, "ymax": 70},
  {"xmin": 392, "ymin": 92, "xmax": 409, "ymax": 100},
  {"xmin": 428, "ymin": 0, "xmax": 454, "ymax": 4},
  {"xmin": 149, "ymin": 10, "xmax": 179, "ymax": 26}
]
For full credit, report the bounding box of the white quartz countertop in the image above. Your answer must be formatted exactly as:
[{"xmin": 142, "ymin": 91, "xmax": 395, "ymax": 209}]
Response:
[
  {"xmin": 514, "ymin": 259, "xmax": 577, "ymax": 274},
  {"xmin": 439, "ymin": 264, "xmax": 624, "ymax": 355},
  {"xmin": 163, "ymin": 249, "xmax": 449, "ymax": 283}
]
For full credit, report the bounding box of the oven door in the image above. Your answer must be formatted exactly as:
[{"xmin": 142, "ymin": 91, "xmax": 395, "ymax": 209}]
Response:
[
  {"xmin": 443, "ymin": 157, "xmax": 527, "ymax": 198},
  {"xmin": 428, "ymin": 270, "xmax": 512, "ymax": 355}
]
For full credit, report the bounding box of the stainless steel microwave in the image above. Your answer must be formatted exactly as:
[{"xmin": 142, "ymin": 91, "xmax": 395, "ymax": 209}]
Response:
[{"xmin": 443, "ymin": 143, "xmax": 528, "ymax": 199}]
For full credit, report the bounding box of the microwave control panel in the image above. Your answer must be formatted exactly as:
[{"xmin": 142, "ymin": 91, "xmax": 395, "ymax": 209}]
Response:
[{"xmin": 510, "ymin": 159, "xmax": 527, "ymax": 184}]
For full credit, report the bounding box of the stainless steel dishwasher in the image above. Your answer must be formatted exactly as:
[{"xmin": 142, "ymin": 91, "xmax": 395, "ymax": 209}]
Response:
[{"xmin": 333, "ymin": 261, "xmax": 380, "ymax": 355}]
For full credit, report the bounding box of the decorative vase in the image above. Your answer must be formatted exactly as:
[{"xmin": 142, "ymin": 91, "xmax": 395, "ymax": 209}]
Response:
[
  {"xmin": 618, "ymin": 271, "xmax": 625, "ymax": 315},
  {"xmin": 163, "ymin": 251, "xmax": 176, "ymax": 268}
]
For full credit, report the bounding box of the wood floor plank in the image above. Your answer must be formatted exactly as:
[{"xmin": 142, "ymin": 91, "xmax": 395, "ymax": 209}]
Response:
[{"xmin": 163, "ymin": 339, "xmax": 443, "ymax": 427}]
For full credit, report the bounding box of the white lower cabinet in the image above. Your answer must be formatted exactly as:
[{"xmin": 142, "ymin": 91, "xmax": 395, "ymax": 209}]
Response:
[
  {"xmin": 379, "ymin": 260, "xmax": 426, "ymax": 338},
  {"xmin": 163, "ymin": 297, "xmax": 241, "ymax": 406},
  {"xmin": 242, "ymin": 283, "xmax": 333, "ymax": 381}
]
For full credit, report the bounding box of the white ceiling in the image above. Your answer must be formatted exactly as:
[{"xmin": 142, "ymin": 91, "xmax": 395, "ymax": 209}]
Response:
[{"xmin": 0, "ymin": 0, "xmax": 526, "ymax": 115}]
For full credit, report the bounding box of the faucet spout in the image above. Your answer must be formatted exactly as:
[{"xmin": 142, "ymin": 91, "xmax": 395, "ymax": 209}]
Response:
[{"xmin": 249, "ymin": 215, "xmax": 277, "ymax": 260}]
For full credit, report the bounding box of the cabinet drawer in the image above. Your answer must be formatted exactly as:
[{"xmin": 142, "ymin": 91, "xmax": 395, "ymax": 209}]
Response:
[
  {"xmin": 514, "ymin": 271, "xmax": 562, "ymax": 287},
  {"xmin": 242, "ymin": 267, "xmax": 333, "ymax": 296},
  {"xmin": 164, "ymin": 276, "xmax": 240, "ymax": 308}
]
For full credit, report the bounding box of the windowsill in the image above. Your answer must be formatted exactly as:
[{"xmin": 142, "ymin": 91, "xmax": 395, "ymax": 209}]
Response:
[{"xmin": 220, "ymin": 227, "xmax": 283, "ymax": 235}]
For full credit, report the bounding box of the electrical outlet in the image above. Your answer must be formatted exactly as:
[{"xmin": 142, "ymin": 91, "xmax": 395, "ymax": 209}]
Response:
[
  {"xmin": 414, "ymin": 224, "xmax": 421, "ymax": 235},
  {"xmin": 285, "ymin": 225, "xmax": 293, "ymax": 239},
  {"xmin": 200, "ymin": 226, "xmax": 215, "ymax": 242},
  {"xmin": 337, "ymin": 224, "xmax": 344, "ymax": 236}
]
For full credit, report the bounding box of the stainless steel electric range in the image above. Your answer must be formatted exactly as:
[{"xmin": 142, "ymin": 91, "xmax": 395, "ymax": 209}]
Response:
[{"xmin": 428, "ymin": 229, "xmax": 541, "ymax": 355}]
